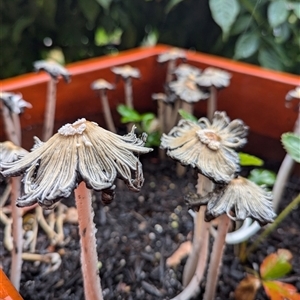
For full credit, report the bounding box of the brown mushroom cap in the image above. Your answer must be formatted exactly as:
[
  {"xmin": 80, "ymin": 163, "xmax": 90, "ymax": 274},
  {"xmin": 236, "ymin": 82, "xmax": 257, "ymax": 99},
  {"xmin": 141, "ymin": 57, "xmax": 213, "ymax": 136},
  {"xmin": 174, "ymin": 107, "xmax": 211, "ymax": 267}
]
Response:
[
  {"xmin": 111, "ymin": 65, "xmax": 141, "ymax": 79},
  {"xmin": 33, "ymin": 60, "xmax": 71, "ymax": 83},
  {"xmin": 1, "ymin": 118, "xmax": 152, "ymax": 208},
  {"xmin": 91, "ymin": 79, "xmax": 115, "ymax": 91}
]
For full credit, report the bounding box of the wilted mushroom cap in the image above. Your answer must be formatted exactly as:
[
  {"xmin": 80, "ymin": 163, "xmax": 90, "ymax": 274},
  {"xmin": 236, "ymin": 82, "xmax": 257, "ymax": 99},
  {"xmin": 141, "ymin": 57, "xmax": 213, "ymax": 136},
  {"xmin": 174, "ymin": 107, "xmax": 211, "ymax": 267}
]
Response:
[
  {"xmin": 0, "ymin": 92, "xmax": 32, "ymax": 114},
  {"xmin": 33, "ymin": 60, "xmax": 71, "ymax": 83},
  {"xmin": 286, "ymin": 86, "xmax": 300, "ymax": 101},
  {"xmin": 1, "ymin": 118, "xmax": 152, "ymax": 209},
  {"xmin": 196, "ymin": 67, "xmax": 231, "ymax": 88},
  {"xmin": 169, "ymin": 77, "xmax": 209, "ymax": 103},
  {"xmin": 187, "ymin": 176, "xmax": 276, "ymax": 225},
  {"xmin": 111, "ymin": 65, "xmax": 141, "ymax": 79},
  {"xmin": 91, "ymin": 79, "xmax": 115, "ymax": 91},
  {"xmin": 161, "ymin": 111, "xmax": 248, "ymax": 183},
  {"xmin": 0, "ymin": 141, "xmax": 28, "ymax": 170},
  {"xmin": 173, "ymin": 64, "xmax": 202, "ymax": 79},
  {"xmin": 157, "ymin": 48, "xmax": 186, "ymax": 63}
]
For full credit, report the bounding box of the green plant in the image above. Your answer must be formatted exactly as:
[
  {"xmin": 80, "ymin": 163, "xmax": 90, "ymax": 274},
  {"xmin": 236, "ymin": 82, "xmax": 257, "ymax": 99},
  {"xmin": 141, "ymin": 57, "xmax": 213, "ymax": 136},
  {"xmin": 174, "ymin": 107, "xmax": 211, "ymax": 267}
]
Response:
[
  {"xmin": 117, "ymin": 104, "xmax": 161, "ymax": 147},
  {"xmin": 235, "ymin": 249, "xmax": 300, "ymax": 300},
  {"xmin": 282, "ymin": 132, "xmax": 300, "ymax": 163}
]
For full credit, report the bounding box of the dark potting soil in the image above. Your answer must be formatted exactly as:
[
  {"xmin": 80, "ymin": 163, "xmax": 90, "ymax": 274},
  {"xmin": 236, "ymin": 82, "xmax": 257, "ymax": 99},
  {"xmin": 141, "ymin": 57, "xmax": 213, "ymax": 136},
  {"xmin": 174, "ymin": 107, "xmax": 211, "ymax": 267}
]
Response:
[{"xmin": 1, "ymin": 154, "xmax": 300, "ymax": 300}]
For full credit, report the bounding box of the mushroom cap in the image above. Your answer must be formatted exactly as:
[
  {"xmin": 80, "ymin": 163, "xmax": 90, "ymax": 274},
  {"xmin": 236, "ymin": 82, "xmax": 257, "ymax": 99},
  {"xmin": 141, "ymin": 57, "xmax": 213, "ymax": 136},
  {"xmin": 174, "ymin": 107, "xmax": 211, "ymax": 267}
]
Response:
[
  {"xmin": 33, "ymin": 60, "xmax": 71, "ymax": 83},
  {"xmin": 0, "ymin": 92, "xmax": 32, "ymax": 114},
  {"xmin": 196, "ymin": 67, "xmax": 231, "ymax": 88},
  {"xmin": 111, "ymin": 65, "xmax": 141, "ymax": 79},
  {"xmin": 161, "ymin": 111, "xmax": 248, "ymax": 183},
  {"xmin": 189, "ymin": 176, "xmax": 276, "ymax": 225},
  {"xmin": 173, "ymin": 63, "xmax": 202, "ymax": 79},
  {"xmin": 0, "ymin": 141, "xmax": 28, "ymax": 170},
  {"xmin": 157, "ymin": 48, "xmax": 186, "ymax": 63},
  {"xmin": 91, "ymin": 79, "xmax": 115, "ymax": 91},
  {"xmin": 286, "ymin": 86, "xmax": 300, "ymax": 101},
  {"xmin": 169, "ymin": 77, "xmax": 209, "ymax": 103},
  {"xmin": 1, "ymin": 118, "xmax": 152, "ymax": 208}
]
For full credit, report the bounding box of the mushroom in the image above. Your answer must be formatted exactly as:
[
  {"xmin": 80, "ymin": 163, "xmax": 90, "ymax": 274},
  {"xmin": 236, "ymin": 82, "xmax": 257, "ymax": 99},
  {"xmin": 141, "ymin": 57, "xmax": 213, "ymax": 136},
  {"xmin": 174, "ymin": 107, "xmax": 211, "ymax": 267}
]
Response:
[
  {"xmin": 161, "ymin": 111, "xmax": 250, "ymax": 300},
  {"xmin": 196, "ymin": 67, "xmax": 231, "ymax": 121},
  {"xmin": 91, "ymin": 79, "xmax": 116, "ymax": 132},
  {"xmin": 33, "ymin": 60, "xmax": 71, "ymax": 141},
  {"xmin": 272, "ymin": 86, "xmax": 300, "ymax": 212},
  {"xmin": 1, "ymin": 118, "xmax": 152, "ymax": 300}
]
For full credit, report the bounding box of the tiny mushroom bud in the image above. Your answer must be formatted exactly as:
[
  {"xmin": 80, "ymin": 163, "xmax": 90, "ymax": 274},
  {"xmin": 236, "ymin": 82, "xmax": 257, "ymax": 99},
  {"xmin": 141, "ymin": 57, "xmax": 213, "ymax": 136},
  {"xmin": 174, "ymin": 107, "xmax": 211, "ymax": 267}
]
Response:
[
  {"xmin": 161, "ymin": 111, "xmax": 248, "ymax": 184},
  {"xmin": 0, "ymin": 118, "xmax": 152, "ymax": 208},
  {"xmin": 0, "ymin": 92, "xmax": 32, "ymax": 115},
  {"xmin": 186, "ymin": 176, "xmax": 276, "ymax": 225},
  {"xmin": 33, "ymin": 60, "xmax": 71, "ymax": 83}
]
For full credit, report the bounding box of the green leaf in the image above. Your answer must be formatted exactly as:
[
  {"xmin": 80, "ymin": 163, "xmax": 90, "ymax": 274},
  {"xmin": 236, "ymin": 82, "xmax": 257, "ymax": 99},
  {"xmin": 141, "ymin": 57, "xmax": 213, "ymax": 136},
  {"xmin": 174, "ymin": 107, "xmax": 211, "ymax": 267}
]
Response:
[
  {"xmin": 268, "ymin": 1, "xmax": 289, "ymax": 28},
  {"xmin": 234, "ymin": 32, "xmax": 260, "ymax": 59},
  {"xmin": 178, "ymin": 109, "xmax": 198, "ymax": 122},
  {"xmin": 260, "ymin": 249, "xmax": 293, "ymax": 280},
  {"xmin": 94, "ymin": 27, "xmax": 122, "ymax": 46},
  {"xmin": 239, "ymin": 152, "xmax": 264, "ymax": 166},
  {"xmin": 209, "ymin": 0, "xmax": 240, "ymax": 40},
  {"xmin": 282, "ymin": 132, "xmax": 300, "ymax": 163},
  {"xmin": 274, "ymin": 23, "xmax": 291, "ymax": 44},
  {"xmin": 12, "ymin": 17, "xmax": 35, "ymax": 44},
  {"xmin": 96, "ymin": 0, "xmax": 112, "ymax": 11},
  {"xmin": 141, "ymin": 113, "xmax": 156, "ymax": 131},
  {"xmin": 78, "ymin": 0, "xmax": 100, "ymax": 24},
  {"xmin": 145, "ymin": 131, "xmax": 161, "ymax": 147},
  {"xmin": 230, "ymin": 15, "xmax": 252, "ymax": 36},
  {"xmin": 293, "ymin": 3, "xmax": 300, "ymax": 18},
  {"xmin": 117, "ymin": 104, "xmax": 142, "ymax": 123},
  {"xmin": 258, "ymin": 47, "xmax": 284, "ymax": 71},
  {"xmin": 165, "ymin": 0, "xmax": 185, "ymax": 13},
  {"xmin": 248, "ymin": 169, "xmax": 276, "ymax": 187}
]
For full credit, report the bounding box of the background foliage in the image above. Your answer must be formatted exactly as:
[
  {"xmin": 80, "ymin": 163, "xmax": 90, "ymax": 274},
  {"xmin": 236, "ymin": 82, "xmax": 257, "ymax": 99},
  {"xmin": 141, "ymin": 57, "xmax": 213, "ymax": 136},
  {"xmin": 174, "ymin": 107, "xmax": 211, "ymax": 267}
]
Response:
[{"xmin": 1, "ymin": 0, "xmax": 299, "ymax": 79}]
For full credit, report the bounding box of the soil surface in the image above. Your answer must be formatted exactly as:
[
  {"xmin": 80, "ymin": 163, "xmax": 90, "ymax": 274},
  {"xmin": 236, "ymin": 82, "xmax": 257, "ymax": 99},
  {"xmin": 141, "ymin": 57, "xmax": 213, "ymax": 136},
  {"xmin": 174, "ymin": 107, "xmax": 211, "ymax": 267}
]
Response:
[{"xmin": 1, "ymin": 153, "xmax": 300, "ymax": 300}]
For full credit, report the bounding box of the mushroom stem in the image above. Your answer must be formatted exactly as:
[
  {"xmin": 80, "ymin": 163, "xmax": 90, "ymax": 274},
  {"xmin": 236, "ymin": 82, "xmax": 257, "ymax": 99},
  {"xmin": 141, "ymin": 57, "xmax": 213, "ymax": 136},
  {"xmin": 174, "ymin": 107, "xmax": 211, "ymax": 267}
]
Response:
[
  {"xmin": 203, "ymin": 214, "xmax": 231, "ymax": 300},
  {"xmin": 1, "ymin": 104, "xmax": 19, "ymax": 145},
  {"xmin": 99, "ymin": 90, "xmax": 116, "ymax": 133},
  {"xmin": 10, "ymin": 177, "xmax": 23, "ymax": 291},
  {"xmin": 12, "ymin": 113, "xmax": 22, "ymax": 145},
  {"xmin": 124, "ymin": 77, "xmax": 133, "ymax": 109},
  {"xmin": 74, "ymin": 182, "xmax": 103, "ymax": 300},
  {"xmin": 182, "ymin": 174, "xmax": 213, "ymax": 287},
  {"xmin": 0, "ymin": 183, "xmax": 11, "ymax": 207},
  {"xmin": 43, "ymin": 77, "xmax": 57, "ymax": 141},
  {"xmin": 0, "ymin": 211, "xmax": 13, "ymax": 251},
  {"xmin": 207, "ymin": 86, "xmax": 217, "ymax": 121},
  {"xmin": 157, "ymin": 100, "xmax": 166, "ymax": 160},
  {"xmin": 166, "ymin": 60, "xmax": 176, "ymax": 84}
]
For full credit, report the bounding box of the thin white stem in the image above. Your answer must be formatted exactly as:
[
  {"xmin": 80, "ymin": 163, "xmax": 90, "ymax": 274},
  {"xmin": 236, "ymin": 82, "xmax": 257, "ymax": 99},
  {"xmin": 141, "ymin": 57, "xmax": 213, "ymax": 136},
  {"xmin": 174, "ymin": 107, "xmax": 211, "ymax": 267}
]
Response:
[
  {"xmin": 182, "ymin": 174, "xmax": 213, "ymax": 287},
  {"xmin": 207, "ymin": 86, "xmax": 217, "ymax": 121},
  {"xmin": 166, "ymin": 60, "xmax": 176, "ymax": 83},
  {"xmin": 12, "ymin": 113, "xmax": 22, "ymax": 144},
  {"xmin": 74, "ymin": 182, "xmax": 103, "ymax": 300},
  {"xmin": 1, "ymin": 104, "xmax": 19, "ymax": 145},
  {"xmin": 100, "ymin": 90, "xmax": 116, "ymax": 133},
  {"xmin": 43, "ymin": 78, "xmax": 57, "ymax": 141},
  {"xmin": 203, "ymin": 214, "xmax": 231, "ymax": 300},
  {"xmin": 124, "ymin": 78, "xmax": 133, "ymax": 109}
]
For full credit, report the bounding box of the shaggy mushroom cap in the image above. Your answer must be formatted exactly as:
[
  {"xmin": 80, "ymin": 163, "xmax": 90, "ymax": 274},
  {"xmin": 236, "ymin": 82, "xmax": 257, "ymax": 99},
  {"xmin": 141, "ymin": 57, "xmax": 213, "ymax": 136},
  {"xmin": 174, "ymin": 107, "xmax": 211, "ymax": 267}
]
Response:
[
  {"xmin": 0, "ymin": 92, "xmax": 32, "ymax": 114},
  {"xmin": 161, "ymin": 111, "xmax": 248, "ymax": 183},
  {"xmin": 169, "ymin": 77, "xmax": 209, "ymax": 103},
  {"xmin": 285, "ymin": 86, "xmax": 300, "ymax": 101},
  {"xmin": 0, "ymin": 141, "xmax": 28, "ymax": 170},
  {"xmin": 111, "ymin": 65, "xmax": 141, "ymax": 79},
  {"xmin": 157, "ymin": 48, "xmax": 186, "ymax": 63},
  {"xmin": 196, "ymin": 67, "xmax": 231, "ymax": 88},
  {"xmin": 173, "ymin": 64, "xmax": 202, "ymax": 79},
  {"xmin": 33, "ymin": 60, "xmax": 71, "ymax": 83},
  {"xmin": 187, "ymin": 176, "xmax": 276, "ymax": 225},
  {"xmin": 0, "ymin": 118, "xmax": 152, "ymax": 209},
  {"xmin": 91, "ymin": 79, "xmax": 115, "ymax": 91}
]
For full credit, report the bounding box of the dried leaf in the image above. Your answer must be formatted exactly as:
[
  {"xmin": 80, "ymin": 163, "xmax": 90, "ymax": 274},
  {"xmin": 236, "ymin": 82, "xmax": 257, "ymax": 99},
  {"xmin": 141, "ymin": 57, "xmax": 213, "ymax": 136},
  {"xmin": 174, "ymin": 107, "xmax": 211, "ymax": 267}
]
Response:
[
  {"xmin": 263, "ymin": 280, "xmax": 300, "ymax": 300},
  {"xmin": 234, "ymin": 274, "xmax": 261, "ymax": 300},
  {"xmin": 260, "ymin": 249, "xmax": 293, "ymax": 280},
  {"xmin": 166, "ymin": 241, "xmax": 192, "ymax": 268}
]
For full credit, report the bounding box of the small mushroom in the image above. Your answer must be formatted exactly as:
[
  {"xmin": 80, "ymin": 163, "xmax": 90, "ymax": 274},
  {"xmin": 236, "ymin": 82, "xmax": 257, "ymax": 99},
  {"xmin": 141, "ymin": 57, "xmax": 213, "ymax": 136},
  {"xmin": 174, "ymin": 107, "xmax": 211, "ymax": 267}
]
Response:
[
  {"xmin": 173, "ymin": 63, "xmax": 202, "ymax": 79},
  {"xmin": 91, "ymin": 79, "xmax": 116, "ymax": 133},
  {"xmin": 0, "ymin": 141, "xmax": 28, "ymax": 169},
  {"xmin": 196, "ymin": 67, "xmax": 231, "ymax": 121},
  {"xmin": 34, "ymin": 60, "xmax": 71, "ymax": 141},
  {"xmin": 1, "ymin": 118, "xmax": 152, "ymax": 300},
  {"xmin": 111, "ymin": 65, "xmax": 140, "ymax": 109}
]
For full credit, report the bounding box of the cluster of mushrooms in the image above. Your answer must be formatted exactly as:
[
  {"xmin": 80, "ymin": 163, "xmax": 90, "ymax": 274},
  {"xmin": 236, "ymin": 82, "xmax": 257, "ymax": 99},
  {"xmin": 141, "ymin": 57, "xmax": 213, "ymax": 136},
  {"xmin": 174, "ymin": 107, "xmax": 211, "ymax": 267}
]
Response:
[{"xmin": 2, "ymin": 48, "xmax": 294, "ymax": 300}]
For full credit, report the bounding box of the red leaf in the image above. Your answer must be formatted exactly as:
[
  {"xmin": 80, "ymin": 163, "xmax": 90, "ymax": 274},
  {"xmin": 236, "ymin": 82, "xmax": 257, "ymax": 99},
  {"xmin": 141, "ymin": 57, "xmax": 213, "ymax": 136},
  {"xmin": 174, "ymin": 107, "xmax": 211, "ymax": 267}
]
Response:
[
  {"xmin": 234, "ymin": 274, "xmax": 261, "ymax": 300},
  {"xmin": 263, "ymin": 280, "xmax": 300, "ymax": 300}
]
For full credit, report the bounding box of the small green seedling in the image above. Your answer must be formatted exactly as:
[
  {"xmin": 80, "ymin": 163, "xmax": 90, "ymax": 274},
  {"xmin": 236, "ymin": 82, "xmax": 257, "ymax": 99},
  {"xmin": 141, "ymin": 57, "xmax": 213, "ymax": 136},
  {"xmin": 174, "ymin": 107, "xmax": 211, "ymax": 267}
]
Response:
[
  {"xmin": 235, "ymin": 249, "xmax": 300, "ymax": 300},
  {"xmin": 282, "ymin": 132, "xmax": 300, "ymax": 163},
  {"xmin": 117, "ymin": 104, "xmax": 161, "ymax": 147}
]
